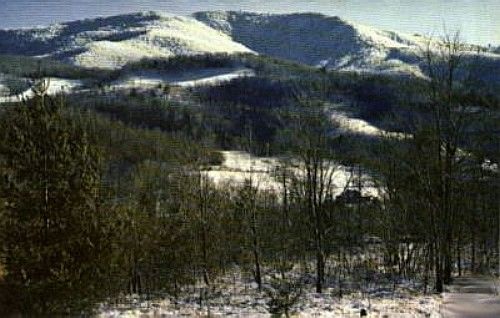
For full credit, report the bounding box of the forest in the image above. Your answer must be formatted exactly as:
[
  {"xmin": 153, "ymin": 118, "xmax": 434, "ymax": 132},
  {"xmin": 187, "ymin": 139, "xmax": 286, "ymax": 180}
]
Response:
[{"xmin": 0, "ymin": 36, "xmax": 498, "ymax": 316}]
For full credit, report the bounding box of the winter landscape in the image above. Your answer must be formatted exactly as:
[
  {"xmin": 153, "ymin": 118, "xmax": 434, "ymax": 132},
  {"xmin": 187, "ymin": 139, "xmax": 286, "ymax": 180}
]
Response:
[{"xmin": 0, "ymin": 1, "xmax": 499, "ymax": 317}]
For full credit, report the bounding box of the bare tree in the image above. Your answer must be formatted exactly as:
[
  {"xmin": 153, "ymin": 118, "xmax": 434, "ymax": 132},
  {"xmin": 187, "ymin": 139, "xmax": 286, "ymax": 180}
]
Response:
[{"xmin": 291, "ymin": 111, "xmax": 338, "ymax": 293}]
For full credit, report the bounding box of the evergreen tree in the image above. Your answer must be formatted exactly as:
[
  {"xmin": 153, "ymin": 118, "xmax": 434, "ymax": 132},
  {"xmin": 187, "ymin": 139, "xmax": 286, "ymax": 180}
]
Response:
[{"xmin": 0, "ymin": 85, "xmax": 110, "ymax": 315}]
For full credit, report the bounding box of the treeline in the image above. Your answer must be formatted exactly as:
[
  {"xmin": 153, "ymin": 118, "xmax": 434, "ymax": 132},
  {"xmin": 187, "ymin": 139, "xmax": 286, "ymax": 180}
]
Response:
[
  {"xmin": 74, "ymin": 51, "xmax": 498, "ymax": 159},
  {"xmin": 0, "ymin": 89, "xmax": 224, "ymax": 315},
  {"xmin": 0, "ymin": 94, "xmax": 396, "ymax": 315},
  {"xmin": 0, "ymin": 54, "xmax": 115, "ymax": 82},
  {"xmin": 123, "ymin": 53, "xmax": 241, "ymax": 73}
]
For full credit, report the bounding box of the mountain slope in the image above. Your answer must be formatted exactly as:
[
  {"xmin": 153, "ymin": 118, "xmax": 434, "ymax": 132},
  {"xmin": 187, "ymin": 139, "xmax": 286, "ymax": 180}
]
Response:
[
  {"xmin": 193, "ymin": 11, "xmax": 427, "ymax": 75},
  {"xmin": 194, "ymin": 11, "xmax": 500, "ymax": 77},
  {"xmin": 0, "ymin": 10, "xmax": 498, "ymax": 79},
  {"xmin": 0, "ymin": 12, "xmax": 253, "ymax": 69}
]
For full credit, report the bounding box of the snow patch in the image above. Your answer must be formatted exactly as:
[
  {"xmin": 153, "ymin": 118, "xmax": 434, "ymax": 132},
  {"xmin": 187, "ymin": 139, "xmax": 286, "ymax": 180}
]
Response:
[
  {"xmin": 0, "ymin": 78, "xmax": 82, "ymax": 103},
  {"xmin": 98, "ymin": 266, "xmax": 442, "ymax": 317},
  {"xmin": 111, "ymin": 68, "xmax": 255, "ymax": 89},
  {"xmin": 204, "ymin": 151, "xmax": 381, "ymax": 199},
  {"xmin": 330, "ymin": 110, "xmax": 407, "ymax": 139}
]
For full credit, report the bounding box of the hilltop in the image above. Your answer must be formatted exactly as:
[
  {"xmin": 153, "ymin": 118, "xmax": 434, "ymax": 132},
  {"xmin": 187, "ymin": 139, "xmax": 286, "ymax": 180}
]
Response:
[
  {"xmin": 0, "ymin": 12, "xmax": 253, "ymax": 69},
  {"xmin": 0, "ymin": 11, "xmax": 498, "ymax": 77}
]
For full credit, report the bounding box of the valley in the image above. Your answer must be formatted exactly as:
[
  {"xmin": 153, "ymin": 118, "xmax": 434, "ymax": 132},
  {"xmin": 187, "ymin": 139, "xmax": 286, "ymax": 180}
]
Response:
[{"xmin": 0, "ymin": 9, "xmax": 498, "ymax": 317}]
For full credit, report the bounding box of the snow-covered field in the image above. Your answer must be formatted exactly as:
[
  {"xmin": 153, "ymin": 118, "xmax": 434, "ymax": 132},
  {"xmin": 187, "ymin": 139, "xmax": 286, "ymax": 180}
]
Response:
[
  {"xmin": 72, "ymin": 15, "xmax": 254, "ymax": 69},
  {"xmin": 98, "ymin": 266, "xmax": 442, "ymax": 317},
  {"xmin": 174, "ymin": 68, "xmax": 254, "ymax": 87},
  {"xmin": 204, "ymin": 151, "xmax": 381, "ymax": 198},
  {"xmin": 0, "ymin": 77, "xmax": 82, "ymax": 103},
  {"xmin": 112, "ymin": 67, "xmax": 255, "ymax": 89},
  {"xmin": 99, "ymin": 291, "xmax": 441, "ymax": 317},
  {"xmin": 0, "ymin": 67, "xmax": 255, "ymax": 103},
  {"xmin": 329, "ymin": 109, "xmax": 407, "ymax": 139},
  {"xmin": 0, "ymin": 12, "xmax": 254, "ymax": 70}
]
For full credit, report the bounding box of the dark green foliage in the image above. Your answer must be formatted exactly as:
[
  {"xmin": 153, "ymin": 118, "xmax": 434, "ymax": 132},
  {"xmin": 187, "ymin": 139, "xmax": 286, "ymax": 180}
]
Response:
[
  {"xmin": 198, "ymin": 77, "xmax": 297, "ymax": 108},
  {"xmin": 123, "ymin": 53, "xmax": 239, "ymax": 73},
  {"xmin": 0, "ymin": 94, "xmax": 111, "ymax": 315},
  {"xmin": 0, "ymin": 54, "xmax": 116, "ymax": 81}
]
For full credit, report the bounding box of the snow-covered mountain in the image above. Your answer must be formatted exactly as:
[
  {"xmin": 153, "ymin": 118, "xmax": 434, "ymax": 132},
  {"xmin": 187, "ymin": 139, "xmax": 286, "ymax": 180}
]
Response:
[
  {"xmin": 194, "ymin": 11, "xmax": 500, "ymax": 77},
  {"xmin": 0, "ymin": 12, "xmax": 253, "ymax": 69},
  {"xmin": 194, "ymin": 11, "xmax": 422, "ymax": 74},
  {"xmin": 0, "ymin": 10, "xmax": 499, "ymax": 77}
]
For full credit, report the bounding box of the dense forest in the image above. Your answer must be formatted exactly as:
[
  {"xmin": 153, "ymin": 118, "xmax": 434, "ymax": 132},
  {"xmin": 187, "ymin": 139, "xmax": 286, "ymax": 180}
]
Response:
[{"xmin": 0, "ymin": 37, "xmax": 498, "ymax": 316}]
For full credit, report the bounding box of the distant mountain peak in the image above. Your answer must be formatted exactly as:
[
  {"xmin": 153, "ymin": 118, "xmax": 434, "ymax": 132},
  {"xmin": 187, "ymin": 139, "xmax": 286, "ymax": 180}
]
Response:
[
  {"xmin": 0, "ymin": 12, "xmax": 253, "ymax": 69},
  {"xmin": 0, "ymin": 10, "xmax": 498, "ymax": 77},
  {"xmin": 193, "ymin": 11, "xmax": 427, "ymax": 75},
  {"xmin": 194, "ymin": 11, "xmax": 499, "ymax": 77}
]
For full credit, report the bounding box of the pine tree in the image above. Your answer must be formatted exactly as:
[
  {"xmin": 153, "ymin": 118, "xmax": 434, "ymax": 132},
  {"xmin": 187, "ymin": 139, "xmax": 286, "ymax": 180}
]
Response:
[{"xmin": 0, "ymin": 85, "xmax": 109, "ymax": 315}]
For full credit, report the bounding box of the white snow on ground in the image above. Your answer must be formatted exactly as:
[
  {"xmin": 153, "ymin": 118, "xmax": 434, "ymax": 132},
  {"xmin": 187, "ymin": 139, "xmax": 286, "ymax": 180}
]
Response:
[
  {"xmin": 73, "ymin": 40, "xmax": 170, "ymax": 70},
  {"xmin": 3, "ymin": 11, "xmax": 499, "ymax": 77},
  {"xmin": 482, "ymin": 159, "xmax": 499, "ymax": 172},
  {"xmin": 98, "ymin": 266, "xmax": 442, "ymax": 317},
  {"xmin": 0, "ymin": 78, "xmax": 82, "ymax": 103},
  {"xmin": 99, "ymin": 293, "xmax": 442, "ymax": 317},
  {"xmin": 1, "ymin": 12, "xmax": 254, "ymax": 70},
  {"xmin": 0, "ymin": 83, "xmax": 9, "ymax": 97},
  {"xmin": 68, "ymin": 14, "xmax": 254, "ymax": 69},
  {"xmin": 3, "ymin": 11, "xmax": 498, "ymax": 78},
  {"xmin": 441, "ymin": 276, "xmax": 500, "ymax": 317},
  {"xmin": 194, "ymin": 11, "xmax": 500, "ymax": 78},
  {"xmin": 112, "ymin": 68, "xmax": 255, "ymax": 89},
  {"xmin": 329, "ymin": 109, "xmax": 407, "ymax": 139},
  {"xmin": 204, "ymin": 151, "xmax": 283, "ymax": 193},
  {"xmin": 204, "ymin": 151, "xmax": 381, "ymax": 198},
  {"xmin": 174, "ymin": 68, "xmax": 254, "ymax": 87}
]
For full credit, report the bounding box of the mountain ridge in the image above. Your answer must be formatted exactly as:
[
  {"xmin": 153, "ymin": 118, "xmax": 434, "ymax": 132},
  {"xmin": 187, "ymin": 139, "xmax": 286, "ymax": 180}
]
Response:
[
  {"xmin": 0, "ymin": 11, "xmax": 253, "ymax": 69},
  {"xmin": 0, "ymin": 10, "xmax": 498, "ymax": 77},
  {"xmin": 193, "ymin": 11, "xmax": 500, "ymax": 77}
]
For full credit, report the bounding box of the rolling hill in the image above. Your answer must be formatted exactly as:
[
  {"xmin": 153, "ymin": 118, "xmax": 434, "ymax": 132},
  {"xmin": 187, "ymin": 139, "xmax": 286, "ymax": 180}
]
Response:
[
  {"xmin": 0, "ymin": 10, "xmax": 498, "ymax": 79},
  {"xmin": 0, "ymin": 12, "xmax": 253, "ymax": 69},
  {"xmin": 194, "ymin": 11, "xmax": 500, "ymax": 77}
]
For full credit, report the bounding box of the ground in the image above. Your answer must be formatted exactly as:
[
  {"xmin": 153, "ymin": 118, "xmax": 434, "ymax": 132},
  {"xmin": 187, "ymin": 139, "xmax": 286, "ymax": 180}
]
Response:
[
  {"xmin": 98, "ymin": 266, "xmax": 442, "ymax": 317},
  {"xmin": 440, "ymin": 276, "xmax": 500, "ymax": 318}
]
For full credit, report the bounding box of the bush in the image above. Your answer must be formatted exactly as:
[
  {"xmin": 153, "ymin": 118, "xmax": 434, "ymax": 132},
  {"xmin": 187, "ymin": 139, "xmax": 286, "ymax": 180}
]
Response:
[
  {"xmin": 0, "ymin": 93, "xmax": 113, "ymax": 315},
  {"xmin": 265, "ymin": 274, "xmax": 302, "ymax": 317}
]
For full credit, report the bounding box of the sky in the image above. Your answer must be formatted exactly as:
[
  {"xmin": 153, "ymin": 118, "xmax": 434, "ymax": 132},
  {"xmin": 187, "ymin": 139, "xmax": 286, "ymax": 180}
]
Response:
[{"xmin": 0, "ymin": 0, "xmax": 499, "ymax": 46}]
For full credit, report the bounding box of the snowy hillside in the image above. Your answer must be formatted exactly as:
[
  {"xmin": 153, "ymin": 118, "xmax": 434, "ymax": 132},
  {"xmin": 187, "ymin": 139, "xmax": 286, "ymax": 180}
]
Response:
[
  {"xmin": 0, "ymin": 10, "xmax": 498, "ymax": 77},
  {"xmin": 194, "ymin": 11, "xmax": 500, "ymax": 77},
  {"xmin": 0, "ymin": 12, "xmax": 253, "ymax": 69}
]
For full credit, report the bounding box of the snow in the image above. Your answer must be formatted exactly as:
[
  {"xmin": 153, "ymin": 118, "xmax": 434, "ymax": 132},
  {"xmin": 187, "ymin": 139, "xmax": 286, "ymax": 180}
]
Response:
[
  {"xmin": 0, "ymin": 78, "xmax": 82, "ymax": 103},
  {"xmin": 0, "ymin": 83, "xmax": 9, "ymax": 97},
  {"xmin": 147, "ymin": 16, "xmax": 251, "ymax": 54},
  {"xmin": 173, "ymin": 68, "xmax": 255, "ymax": 87},
  {"xmin": 441, "ymin": 276, "xmax": 500, "ymax": 317},
  {"xmin": 3, "ymin": 11, "xmax": 498, "ymax": 78},
  {"xmin": 98, "ymin": 266, "xmax": 442, "ymax": 317},
  {"xmin": 0, "ymin": 12, "xmax": 254, "ymax": 70},
  {"xmin": 482, "ymin": 159, "xmax": 499, "ymax": 172},
  {"xmin": 329, "ymin": 109, "xmax": 407, "ymax": 139},
  {"xmin": 194, "ymin": 11, "xmax": 500, "ymax": 78},
  {"xmin": 112, "ymin": 68, "xmax": 255, "ymax": 89},
  {"xmin": 71, "ymin": 16, "xmax": 253, "ymax": 69},
  {"xmin": 204, "ymin": 151, "xmax": 381, "ymax": 198},
  {"xmin": 73, "ymin": 40, "xmax": 170, "ymax": 70},
  {"xmin": 37, "ymin": 14, "xmax": 254, "ymax": 70}
]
